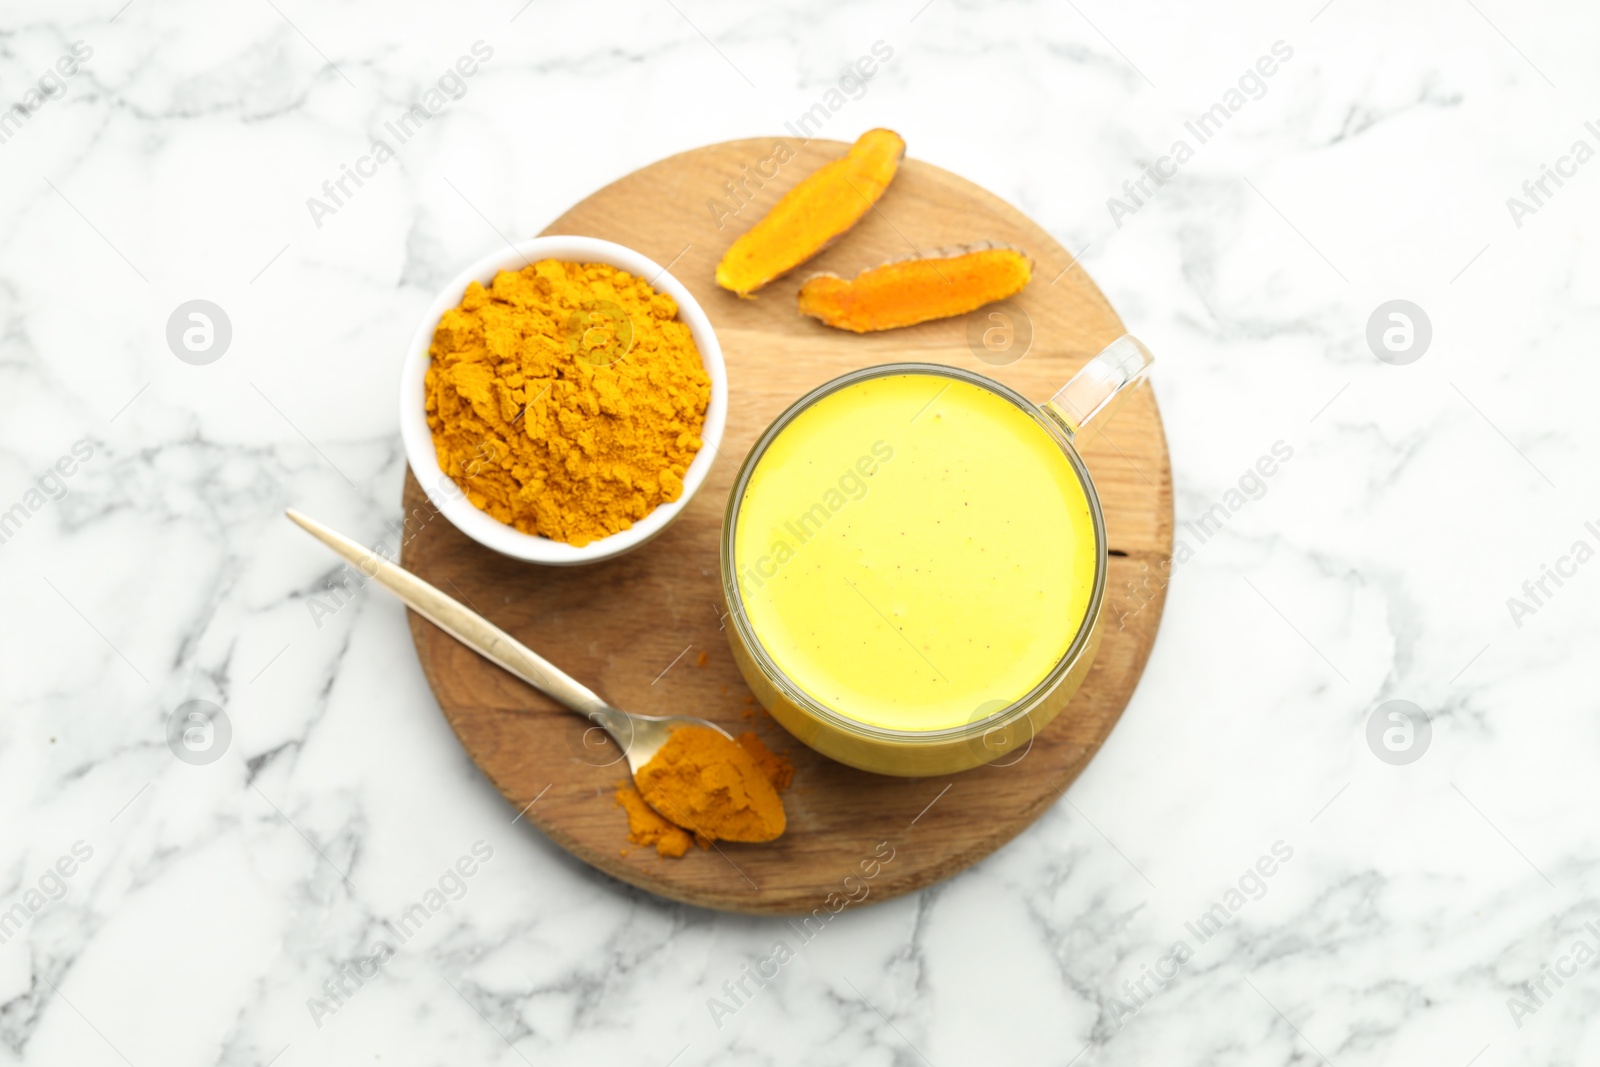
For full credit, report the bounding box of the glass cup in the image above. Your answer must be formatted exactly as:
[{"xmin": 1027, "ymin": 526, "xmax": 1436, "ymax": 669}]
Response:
[{"xmin": 719, "ymin": 335, "xmax": 1154, "ymax": 776}]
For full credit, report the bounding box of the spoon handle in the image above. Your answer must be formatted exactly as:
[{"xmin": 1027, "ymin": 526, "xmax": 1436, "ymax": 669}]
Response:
[{"xmin": 285, "ymin": 508, "xmax": 611, "ymax": 719}]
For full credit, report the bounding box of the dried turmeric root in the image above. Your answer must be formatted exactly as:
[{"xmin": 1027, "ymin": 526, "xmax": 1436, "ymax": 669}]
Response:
[
  {"xmin": 797, "ymin": 243, "xmax": 1033, "ymax": 332},
  {"xmin": 715, "ymin": 128, "xmax": 905, "ymax": 297}
]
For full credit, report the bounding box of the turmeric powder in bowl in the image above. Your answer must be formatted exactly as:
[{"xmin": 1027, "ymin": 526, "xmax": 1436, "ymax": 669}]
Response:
[{"xmin": 424, "ymin": 260, "xmax": 711, "ymax": 546}]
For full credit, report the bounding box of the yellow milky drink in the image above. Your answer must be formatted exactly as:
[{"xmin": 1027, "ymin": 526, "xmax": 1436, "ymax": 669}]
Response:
[{"xmin": 730, "ymin": 372, "xmax": 1100, "ymax": 736}]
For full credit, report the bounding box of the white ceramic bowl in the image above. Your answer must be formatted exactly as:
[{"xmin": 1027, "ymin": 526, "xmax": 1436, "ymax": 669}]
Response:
[{"xmin": 399, "ymin": 236, "xmax": 727, "ymax": 565}]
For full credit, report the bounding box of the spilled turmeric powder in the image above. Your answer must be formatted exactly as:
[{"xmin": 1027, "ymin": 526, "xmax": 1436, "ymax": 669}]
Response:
[
  {"xmin": 615, "ymin": 781, "xmax": 694, "ymax": 859},
  {"xmin": 716, "ymin": 128, "xmax": 905, "ymax": 296},
  {"xmin": 424, "ymin": 260, "xmax": 710, "ymax": 545},
  {"xmin": 798, "ymin": 243, "xmax": 1033, "ymax": 332},
  {"xmin": 615, "ymin": 730, "xmax": 792, "ymax": 857}
]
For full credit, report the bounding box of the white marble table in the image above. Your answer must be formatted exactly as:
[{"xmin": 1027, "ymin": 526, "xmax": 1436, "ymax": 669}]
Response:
[{"xmin": 2, "ymin": 0, "xmax": 1595, "ymax": 1064}]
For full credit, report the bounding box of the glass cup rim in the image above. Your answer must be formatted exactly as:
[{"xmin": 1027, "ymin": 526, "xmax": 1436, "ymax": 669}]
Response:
[{"xmin": 719, "ymin": 362, "xmax": 1109, "ymax": 744}]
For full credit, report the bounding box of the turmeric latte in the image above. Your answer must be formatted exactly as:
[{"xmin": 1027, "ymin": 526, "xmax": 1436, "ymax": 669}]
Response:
[{"xmin": 424, "ymin": 260, "xmax": 709, "ymax": 545}]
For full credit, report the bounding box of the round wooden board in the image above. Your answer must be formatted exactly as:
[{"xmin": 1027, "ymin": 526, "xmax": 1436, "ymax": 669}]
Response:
[{"xmin": 400, "ymin": 138, "xmax": 1173, "ymax": 915}]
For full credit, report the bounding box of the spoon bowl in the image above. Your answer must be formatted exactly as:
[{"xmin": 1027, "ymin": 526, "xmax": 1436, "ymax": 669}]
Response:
[{"xmin": 576, "ymin": 706, "xmax": 733, "ymax": 775}]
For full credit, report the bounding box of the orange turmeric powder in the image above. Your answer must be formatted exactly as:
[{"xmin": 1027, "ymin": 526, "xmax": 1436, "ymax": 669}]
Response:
[
  {"xmin": 798, "ymin": 243, "xmax": 1033, "ymax": 332},
  {"xmin": 615, "ymin": 729, "xmax": 792, "ymax": 857},
  {"xmin": 636, "ymin": 726, "xmax": 786, "ymax": 842},
  {"xmin": 615, "ymin": 782, "xmax": 694, "ymax": 858},
  {"xmin": 424, "ymin": 260, "xmax": 710, "ymax": 545},
  {"xmin": 737, "ymin": 731, "xmax": 793, "ymax": 792}
]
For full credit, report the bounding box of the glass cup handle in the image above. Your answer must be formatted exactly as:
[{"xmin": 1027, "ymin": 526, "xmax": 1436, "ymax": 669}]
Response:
[{"xmin": 1044, "ymin": 335, "xmax": 1154, "ymax": 438}]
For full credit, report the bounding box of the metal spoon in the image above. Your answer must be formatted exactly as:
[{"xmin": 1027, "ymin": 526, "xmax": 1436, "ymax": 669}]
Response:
[{"xmin": 284, "ymin": 508, "xmax": 732, "ymax": 773}]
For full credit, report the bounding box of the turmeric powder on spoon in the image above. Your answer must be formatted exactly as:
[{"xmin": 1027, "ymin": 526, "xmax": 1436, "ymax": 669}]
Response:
[{"xmin": 617, "ymin": 730, "xmax": 791, "ymax": 857}]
